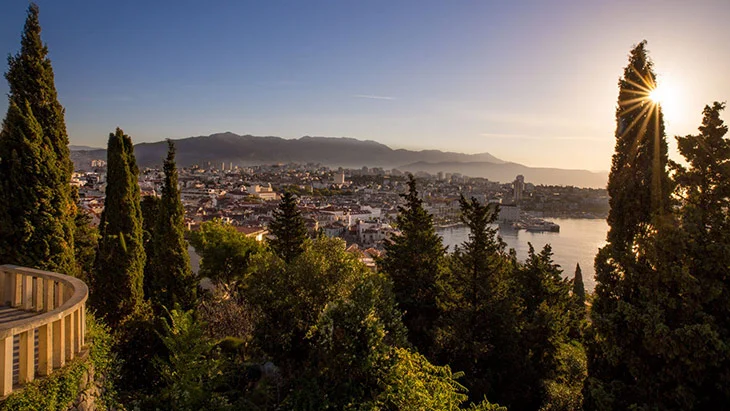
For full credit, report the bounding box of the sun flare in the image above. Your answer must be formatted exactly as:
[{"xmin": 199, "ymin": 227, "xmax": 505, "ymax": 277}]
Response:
[{"xmin": 649, "ymin": 86, "xmax": 665, "ymax": 104}]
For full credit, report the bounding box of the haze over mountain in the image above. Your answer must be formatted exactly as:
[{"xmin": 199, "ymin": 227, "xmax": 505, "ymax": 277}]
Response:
[{"xmin": 71, "ymin": 132, "xmax": 608, "ymax": 188}]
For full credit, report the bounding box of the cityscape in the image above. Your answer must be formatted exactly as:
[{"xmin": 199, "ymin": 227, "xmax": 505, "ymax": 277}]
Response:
[{"xmin": 0, "ymin": 1, "xmax": 729, "ymax": 410}]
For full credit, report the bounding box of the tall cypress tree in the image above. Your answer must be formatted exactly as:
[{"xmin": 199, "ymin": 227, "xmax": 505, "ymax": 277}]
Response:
[
  {"xmin": 268, "ymin": 191, "xmax": 308, "ymax": 263},
  {"xmin": 605, "ymin": 40, "xmax": 671, "ymax": 255},
  {"xmin": 0, "ymin": 4, "xmax": 76, "ymax": 274},
  {"xmin": 380, "ymin": 174, "xmax": 446, "ymax": 356},
  {"xmin": 585, "ymin": 41, "xmax": 677, "ymax": 409},
  {"xmin": 91, "ymin": 128, "xmax": 145, "ymax": 326},
  {"xmin": 572, "ymin": 263, "xmax": 585, "ymax": 306},
  {"xmin": 147, "ymin": 140, "xmax": 196, "ymax": 310}
]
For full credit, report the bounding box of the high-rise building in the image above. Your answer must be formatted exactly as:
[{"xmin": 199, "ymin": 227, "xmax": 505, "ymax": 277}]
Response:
[{"xmin": 513, "ymin": 175, "xmax": 525, "ymax": 202}]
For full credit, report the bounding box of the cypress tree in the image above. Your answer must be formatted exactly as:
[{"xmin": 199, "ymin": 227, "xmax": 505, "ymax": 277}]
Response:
[
  {"xmin": 605, "ymin": 40, "xmax": 671, "ymax": 255},
  {"xmin": 380, "ymin": 174, "xmax": 446, "ymax": 356},
  {"xmin": 268, "ymin": 191, "xmax": 308, "ymax": 263},
  {"xmin": 0, "ymin": 4, "xmax": 76, "ymax": 274},
  {"xmin": 91, "ymin": 128, "xmax": 145, "ymax": 326},
  {"xmin": 585, "ymin": 41, "xmax": 678, "ymax": 409},
  {"xmin": 141, "ymin": 194, "xmax": 161, "ymax": 298},
  {"xmin": 572, "ymin": 263, "xmax": 585, "ymax": 306},
  {"xmin": 147, "ymin": 140, "xmax": 196, "ymax": 310}
]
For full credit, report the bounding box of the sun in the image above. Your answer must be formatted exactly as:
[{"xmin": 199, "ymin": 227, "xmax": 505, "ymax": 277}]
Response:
[{"xmin": 648, "ymin": 86, "xmax": 665, "ymax": 104}]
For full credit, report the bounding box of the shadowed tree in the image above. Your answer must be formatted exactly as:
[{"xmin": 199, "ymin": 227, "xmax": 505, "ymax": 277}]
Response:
[
  {"xmin": 147, "ymin": 140, "xmax": 197, "ymax": 311},
  {"xmin": 0, "ymin": 3, "xmax": 76, "ymax": 275},
  {"xmin": 268, "ymin": 191, "xmax": 308, "ymax": 263},
  {"xmin": 379, "ymin": 174, "xmax": 447, "ymax": 356},
  {"xmin": 572, "ymin": 263, "xmax": 585, "ymax": 308},
  {"xmin": 91, "ymin": 128, "xmax": 146, "ymax": 326},
  {"xmin": 585, "ymin": 41, "xmax": 687, "ymax": 410},
  {"xmin": 441, "ymin": 196, "xmax": 523, "ymax": 407}
]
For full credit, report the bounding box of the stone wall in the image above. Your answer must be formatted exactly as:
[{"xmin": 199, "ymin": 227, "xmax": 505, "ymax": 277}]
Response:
[{"xmin": 67, "ymin": 360, "xmax": 105, "ymax": 411}]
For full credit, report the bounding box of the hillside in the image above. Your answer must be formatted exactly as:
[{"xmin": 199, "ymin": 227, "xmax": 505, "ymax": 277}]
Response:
[
  {"xmin": 401, "ymin": 161, "xmax": 608, "ymax": 188},
  {"xmin": 71, "ymin": 132, "xmax": 606, "ymax": 187}
]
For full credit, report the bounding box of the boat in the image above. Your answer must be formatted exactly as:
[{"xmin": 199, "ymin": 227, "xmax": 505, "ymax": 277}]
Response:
[{"xmin": 525, "ymin": 220, "xmax": 560, "ymax": 232}]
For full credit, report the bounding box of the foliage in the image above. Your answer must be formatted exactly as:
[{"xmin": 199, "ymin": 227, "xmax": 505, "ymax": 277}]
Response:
[
  {"xmin": 287, "ymin": 272, "xmax": 406, "ymax": 408},
  {"xmin": 514, "ymin": 244, "xmax": 577, "ymax": 409},
  {"xmin": 155, "ymin": 307, "xmax": 226, "ymax": 411},
  {"xmin": 268, "ymin": 191, "xmax": 308, "ymax": 263},
  {"xmin": 586, "ymin": 45, "xmax": 730, "ymax": 410},
  {"xmin": 0, "ymin": 313, "xmax": 119, "ymax": 411},
  {"xmin": 189, "ymin": 219, "xmax": 263, "ymax": 287},
  {"xmin": 141, "ymin": 194, "xmax": 160, "ymax": 297},
  {"xmin": 91, "ymin": 128, "xmax": 146, "ymax": 327},
  {"xmin": 244, "ymin": 236, "xmax": 364, "ymax": 369},
  {"xmin": 147, "ymin": 140, "xmax": 197, "ymax": 311},
  {"xmin": 380, "ymin": 174, "xmax": 447, "ymax": 356},
  {"xmin": 373, "ymin": 347, "xmax": 470, "ymax": 410},
  {"xmin": 540, "ymin": 342, "xmax": 587, "ymax": 411},
  {"xmin": 604, "ymin": 40, "xmax": 672, "ymax": 255},
  {"xmin": 73, "ymin": 203, "xmax": 99, "ymax": 283},
  {"xmin": 198, "ymin": 287, "xmax": 257, "ymax": 343},
  {"xmin": 114, "ymin": 303, "xmax": 166, "ymax": 403},
  {"xmin": 0, "ymin": 3, "xmax": 76, "ymax": 275},
  {"xmin": 439, "ymin": 196, "xmax": 523, "ymax": 407},
  {"xmin": 572, "ymin": 263, "xmax": 585, "ymax": 307}
]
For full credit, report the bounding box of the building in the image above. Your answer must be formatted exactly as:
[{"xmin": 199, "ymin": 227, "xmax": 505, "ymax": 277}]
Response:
[{"xmin": 513, "ymin": 175, "xmax": 525, "ymax": 203}]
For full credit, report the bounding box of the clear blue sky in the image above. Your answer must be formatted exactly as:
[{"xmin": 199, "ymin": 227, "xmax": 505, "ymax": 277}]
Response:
[{"xmin": 2, "ymin": 0, "xmax": 729, "ymax": 171}]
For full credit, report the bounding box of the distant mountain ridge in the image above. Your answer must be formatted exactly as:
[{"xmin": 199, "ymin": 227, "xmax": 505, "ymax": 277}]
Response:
[
  {"xmin": 70, "ymin": 132, "xmax": 607, "ymax": 187},
  {"xmin": 401, "ymin": 161, "xmax": 608, "ymax": 188}
]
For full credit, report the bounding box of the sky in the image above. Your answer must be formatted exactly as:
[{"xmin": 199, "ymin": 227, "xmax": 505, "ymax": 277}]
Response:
[{"xmin": 1, "ymin": 0, "xmax": 730, "ymax": 171}]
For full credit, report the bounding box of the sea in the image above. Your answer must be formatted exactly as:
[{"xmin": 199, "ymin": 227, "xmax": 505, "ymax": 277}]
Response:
[{"xmin": 437, "ymin": 218, "xmax": 608, "ymax": 292}]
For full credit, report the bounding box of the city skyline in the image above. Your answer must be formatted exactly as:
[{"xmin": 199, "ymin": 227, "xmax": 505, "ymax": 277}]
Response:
[{"xmin": 1, "ymin": 0, "xmax": 729, "ymax": 171}]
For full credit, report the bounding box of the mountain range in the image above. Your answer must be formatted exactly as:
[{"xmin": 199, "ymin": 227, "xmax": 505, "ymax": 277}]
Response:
[{"xmin": 70, "ymin": 132, "xmax": 608, "ymax": 188}]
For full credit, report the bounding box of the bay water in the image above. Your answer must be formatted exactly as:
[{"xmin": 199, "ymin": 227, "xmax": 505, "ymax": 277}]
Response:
[{"xmin": 437, "ymin": 218, "xmax": 608, "ymax": 292}]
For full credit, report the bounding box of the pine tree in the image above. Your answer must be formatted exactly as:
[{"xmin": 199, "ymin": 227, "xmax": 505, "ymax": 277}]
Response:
[
  {"xmin": 572, "ymin": 263, "xmax": 585, "ymax": 306},
  {"xmin": 91, "ymin": 128, "xmax": 146, "ymax": 326},
  {"xmin": 379, "ymin": 174, "xmax": 446, "ymax": 356},
  {"xmin": 268, "ymin": 191, "xmax": 308, "ymax": 263},
  {"xmin": 515, "ymin": 244, "xmax": 577, "ymax": 409},
  {"xmin": 0, "ymin": 4, "xmax": 76, "ymax": 274},
  {"xmin": 665, "ymin": 102, "xmax": 730, "ymax": 406},
  {"xmin": 441, "ymin": 196, "xmax": 522, "ymax": 407},
  {"xmin": 147, "ymin": 140, "xmax": 196, "ymax": 310}
]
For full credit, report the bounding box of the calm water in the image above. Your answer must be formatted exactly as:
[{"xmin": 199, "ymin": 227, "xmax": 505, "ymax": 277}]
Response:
[{"xmin": 438, "ymin": 218, "xmax": 608, "ymax": 291}]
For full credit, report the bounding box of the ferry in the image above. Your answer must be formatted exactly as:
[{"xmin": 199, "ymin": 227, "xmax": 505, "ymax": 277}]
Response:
[{"xmin": 525, "ymin": 220, "xmax": 560, "ymax": 232}]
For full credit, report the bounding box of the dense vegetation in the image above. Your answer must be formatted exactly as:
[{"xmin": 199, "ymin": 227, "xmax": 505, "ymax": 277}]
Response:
[{"xmin": 1, "ymin": 4, "xmax": 730, "ymax": 411}]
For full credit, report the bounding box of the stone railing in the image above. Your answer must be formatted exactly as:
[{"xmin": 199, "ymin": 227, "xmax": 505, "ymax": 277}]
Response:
[{"xmin": 0, "ymin": 265, "xmax": 88, "ymax": 396}]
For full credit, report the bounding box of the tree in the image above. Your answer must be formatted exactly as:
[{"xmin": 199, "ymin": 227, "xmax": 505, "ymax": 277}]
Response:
[
  {"xmin": 441, "ymin": 196, "xmax": 522, "ymax": 407},
  {"xmin": 244, "ymin": 236, "xmax": 365, "ymax": 369},
  {"xmin": 91, "ymin": 128, "xmax": 146, "ymax": 326},
  {"xmin": 515, "ymin": 244, "xmax": 577, "ymax": 409},
  {"xmin": 0, "ymin": 4, "xmax": 76, "ymax": 275},
  {"xmin": 572, "ymin": 263, "xmax": 585, "ymax": 307},
  {"xmin": 147, "ymin": 140, "xmax": 197, "ymax": 311},
  {"xmin": 585, "ymin": 41, "xmax": 694, "ymax": 410},
  {"xmin": 379, "ymin": 174, "xmax": 447, "ymax": 356},
  {"xmin": 268, "ymin": 191, "xmax": 308, "ymax": 263},
  {"xmin": 604, "ymin": 40, "xmax": 672, "ymax": 256},
  {"xmin": 73, "ymin": 206, "xmax": 99, "ymax": 282},
  {"xmin": 189, "ymin": 219, "xmax": 263, "ymax": 287},
  {"xmin": 141, "ymin": 194, "xmax": 160, "ymax": 298}
]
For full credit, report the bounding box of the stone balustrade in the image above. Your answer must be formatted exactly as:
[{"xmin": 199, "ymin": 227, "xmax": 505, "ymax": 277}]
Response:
[{"xmin": 0, "ymin": 264, "xmax": 88, "ymax": 396}]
